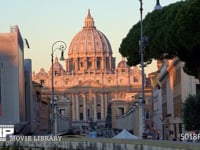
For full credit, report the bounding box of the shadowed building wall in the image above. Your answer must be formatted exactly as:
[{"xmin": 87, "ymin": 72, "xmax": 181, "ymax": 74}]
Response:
[{"xmin": 0, "ymin": 25, "xmax": 25, "ymax": 124}]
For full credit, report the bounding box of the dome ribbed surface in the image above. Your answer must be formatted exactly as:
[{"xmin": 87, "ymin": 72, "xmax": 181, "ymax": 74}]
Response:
[{"xmin": 68, "ymin": 9, "xmax": 112, "ymax": 58}]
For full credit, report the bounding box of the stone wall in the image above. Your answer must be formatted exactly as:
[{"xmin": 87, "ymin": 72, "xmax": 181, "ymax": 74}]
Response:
[{"xmin": 2, "ymin": 138, "xmax": 200, "ymax": 150}]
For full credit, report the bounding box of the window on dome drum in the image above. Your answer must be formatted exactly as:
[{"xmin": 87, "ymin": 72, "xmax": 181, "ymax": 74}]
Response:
[
  {"xmin": 120, "ymin": 79, "xmax": 123, "ymax": 83},
  {"xmin": 88, "ymin": 61, "xmax": 92, "ymax": 69},
  {"xmin": 79, "ymin": 80, "xmax": 82, "ymax": 84},
  {"xmin": 80, "ymin": 62, "xmax": 83, "ymax": 68},
  {"xmin": 69, "ymin": 61, "xmax": 74, "ymax": 71},
  {"xmin": 97, "ymin": 58, "xmax": 101, "ymax": 70}
]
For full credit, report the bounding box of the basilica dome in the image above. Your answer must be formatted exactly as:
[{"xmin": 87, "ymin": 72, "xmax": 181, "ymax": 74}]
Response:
[
  {"xmin": 50, "ymin": 57, "xmax": 64, "ymax": 75},
  {"xmin": 68, "ymin": 9, "xmax": 112, "ymax": 58}
]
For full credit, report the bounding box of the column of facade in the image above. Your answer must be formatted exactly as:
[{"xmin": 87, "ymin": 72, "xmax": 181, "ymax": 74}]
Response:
[
  {"xmin": 83, "ymin": 95, "xmax": 87, "ymax": 121},
  {"xmin": 93, "ymin": 94, "xmax": 97, "ymax": 121},
  {"xmin": 101, "ymin": 58, "xmax": 105, "ymax": 70},
  {"xmin": 128, "ymin": 68, "xmax": 131, "ymax": 87},
  {"xmin": 92, "ymin": 57, "xmax": 94, "ymax": 69},
  {"xmin": 75, "ymin": 58, "xmax": 78, "ymax": 71},
  {"xmin": 104, "ymin": 94, "xmax": 108, "ymax": 118},
  {"xmin": 104, "ymin": 58, "xmax": 106, "ymax": 71},
  {"xmin": 69, "ymin": 59, "xmax": 71, "ymax": 75},
  {"xmin": 75, "ymin": 94, "xmax": 79, "ymax": 120},
  {"xmin": 101, "ymin": 94, "xmax": 104, "ymax": 119},
  {"xmin": 116, "ymin": 71, "xmax": 118, "ymax": 99},
  {"xmin": 94, "ymin": 58, "xmax": 97, "ymax": 69},
  {"xmin": 72, "ymin": 94, "xmax": 76, "ymax": 120},
  {"xmin": 65, "ymin": 59, "xmax": 68, "ymax": 72},
  {"xmin": 84, "ymin": 58, "xmax": 87, "ymax": 70},
  {"xmin": 68, "ymin": 59, "xmax": 70, "ymax": 72}
]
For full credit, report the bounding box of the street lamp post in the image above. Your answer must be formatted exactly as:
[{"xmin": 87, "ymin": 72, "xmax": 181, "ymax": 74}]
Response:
[
  {"xmin": 51, "ymin": 41, "xmax": 66, "ymax": 135},
  {"xmin": 155, "ymin": 0, "xmax": 162, "ymax": 10},
  {"xmin": 139, "ymin": 0, "xmax": 147, "ymax": 139}
]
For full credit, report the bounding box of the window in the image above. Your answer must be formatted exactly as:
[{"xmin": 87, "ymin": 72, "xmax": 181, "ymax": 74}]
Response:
[
  {"xmin": 87, "ymin": 109, "xmax": 90, "ymax": 118},
  {"xmin": 146, "ymin": 110, "xmax": 150, "ymax": 119},
  {"xmin": 97, "ymin": 112, "xmax": 101, "ymax": 120},
  {"xmin": 97, "ymin": 58, "xmax": 101, "ymax": 70},
  {"xmin": 80, "ymin": 62, "xmax": 83, "ymax": 68},
  {"xmin": 80, "ymin": 113, "xmax": 83, "ymax": 120},
  {"xmin": 133, "ymin": 77, "xmax": 138, "ymax": 82},
  {"xmin": 118, "ymin": 107, "xmax": 124, "ymax": 116},
  {"xmin": 40, "ymin": 80, "xmax": 44, "ymax": 85},
  {"xmin": 88, "ymin": 61, "xmax": 92, "ymax": 68},
  {"xmin": 60, "ymin": 109, "xmax": 66, "ymax": 117}
]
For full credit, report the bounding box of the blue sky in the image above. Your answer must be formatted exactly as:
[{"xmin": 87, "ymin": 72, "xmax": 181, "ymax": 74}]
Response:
[{"xmin": 0, "ymin": 0, "xmax": 180, "ymax": 74}]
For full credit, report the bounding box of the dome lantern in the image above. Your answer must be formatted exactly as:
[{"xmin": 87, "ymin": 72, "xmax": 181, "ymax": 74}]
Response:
[{"xmin": 84, "ymin": 9, "xmax": 95, "ymax": 28}]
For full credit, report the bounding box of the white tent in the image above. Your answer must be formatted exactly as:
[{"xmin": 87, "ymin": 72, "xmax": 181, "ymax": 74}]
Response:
[{"xmin": 113, "ymin": 129, "xmax": 139, "ymax": 139}]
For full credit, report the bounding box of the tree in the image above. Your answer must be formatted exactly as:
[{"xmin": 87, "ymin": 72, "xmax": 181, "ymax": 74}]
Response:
[
  {"xmin": 119, "ymin": 0, "xmax": 200, "ymax": 80},
  {"xmin": 183, "ymin": 94, "xmax": 200, "ymax": 131}
]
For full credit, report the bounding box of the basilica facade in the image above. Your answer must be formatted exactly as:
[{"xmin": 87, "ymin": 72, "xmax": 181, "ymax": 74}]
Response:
[{"xmin": 33, "ymin": 10, "xmax": 151, "ymax": 129}]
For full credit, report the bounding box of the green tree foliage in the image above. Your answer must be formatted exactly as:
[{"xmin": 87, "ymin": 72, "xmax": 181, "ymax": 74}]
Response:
[
  {"xmin": 119, "ymin": 0, "xmax": 200, "ymax": 79},
  {"xmin": 183, "ymin": 94, "xmax": 200, "ymax": 131}
]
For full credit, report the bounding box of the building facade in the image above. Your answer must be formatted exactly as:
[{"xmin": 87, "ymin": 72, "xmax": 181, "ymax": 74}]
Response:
[
  {"xmin": 0, "ymin": 26, "xmax": 26, "ymax": 124},
  {"xmin": 33, "ymin": 10, "xmax": 148, "ymax": 130},
  {"xmin": 148, "ymin": 60, "xmax": 163, "ymax": 140},
  {"xmin": 159, "ymin": 58, "xmax": 199, "ymax": 140}
]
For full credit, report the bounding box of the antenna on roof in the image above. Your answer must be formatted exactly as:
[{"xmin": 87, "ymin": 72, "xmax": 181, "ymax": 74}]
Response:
[{"xmin": 24, "ymin": 38, "xmax": 30, "ymax": 49}]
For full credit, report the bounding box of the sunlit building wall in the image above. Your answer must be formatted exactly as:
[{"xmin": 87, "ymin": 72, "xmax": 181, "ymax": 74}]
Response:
[
  {"xmin": 149, "ymin": 60, "xmax": 163, "ymax": 140},
  {"xmin": 160, "ymin": 58, "xmax": 199, "ymax": 141}
]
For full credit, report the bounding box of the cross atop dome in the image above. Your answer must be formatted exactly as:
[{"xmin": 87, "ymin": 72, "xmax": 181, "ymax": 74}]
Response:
[
  {"xmin": 84, "ymin": 9, "xmax": 96, "ymax": 28},
  {"xmin": 87, "ymin": 9, "xmax": 92, "ymax": 18}
]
